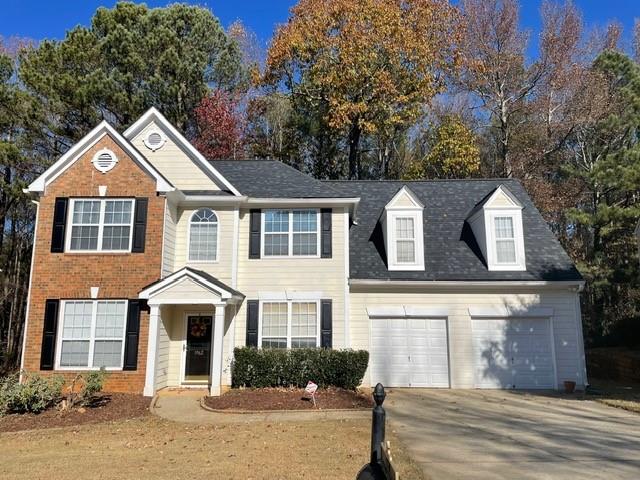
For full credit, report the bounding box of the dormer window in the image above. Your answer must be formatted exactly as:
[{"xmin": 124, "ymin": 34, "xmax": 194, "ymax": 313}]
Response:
[
  {"xmin": 467, "ymin": 185, "xmax": 526, "ymax": 271},
  {"xmin": 494, "ymin": 216, "xmax": 516, "ymax": 264},
  {"xmin": 395, "ymin": 216, "xmax": 417, "ymax": 263},
  {"xmin": 383, "ymin": 186, "xmax": 425, "ymax": 271}
]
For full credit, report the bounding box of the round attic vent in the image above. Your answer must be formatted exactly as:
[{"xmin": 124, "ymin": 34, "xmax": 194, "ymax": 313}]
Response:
[
  {"xmin": 143, "ymin": 130, "xmax": 166, "ymax": 151},
  {"xmin": 91, "ymin": 148, "xmax": 118, "ymax": 173}
]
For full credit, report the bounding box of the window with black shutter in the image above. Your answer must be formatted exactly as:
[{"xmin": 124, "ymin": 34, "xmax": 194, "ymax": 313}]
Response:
[
  {"xmin": 51, "ymin": 198, "xmax": 68, "ymax": 253},
  {"xmin": 40, "ymin": 299, "xmax": 60, "ymax": 370}
]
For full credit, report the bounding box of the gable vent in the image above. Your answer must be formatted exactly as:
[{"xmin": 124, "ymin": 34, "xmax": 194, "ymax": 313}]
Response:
[
  {"xmin": 91, "ymin": 149, "xmax": 118, "ymax": 173},
  {"xmin": 143, "ymin": 130, "xmax": 166, "ymax": 151}
]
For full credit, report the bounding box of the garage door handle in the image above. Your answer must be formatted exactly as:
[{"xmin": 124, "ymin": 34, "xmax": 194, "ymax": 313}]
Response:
[{"xmin": 408, "ymin": 355, "xmax": 411, "ymax": 362}]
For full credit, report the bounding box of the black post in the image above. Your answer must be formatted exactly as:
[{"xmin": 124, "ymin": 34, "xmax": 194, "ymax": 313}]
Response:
[
  {"xmin": 356, "ymin": 383, "xmax": 387, "ymax": 480},
  {"xmin": 370, "ymin": 383, "xmax": 386, "ymax": 465}
]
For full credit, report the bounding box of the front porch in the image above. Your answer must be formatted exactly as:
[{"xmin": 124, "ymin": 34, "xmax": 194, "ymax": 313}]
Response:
[{"xmin": 139, "ymin": 267, "xmax": 244, "ymax": 397}]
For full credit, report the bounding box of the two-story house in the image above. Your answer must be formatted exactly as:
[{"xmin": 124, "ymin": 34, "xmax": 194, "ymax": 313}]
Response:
[{"xmin": 20, "ymin": 108, "xmax": 587, "ymax": 398}]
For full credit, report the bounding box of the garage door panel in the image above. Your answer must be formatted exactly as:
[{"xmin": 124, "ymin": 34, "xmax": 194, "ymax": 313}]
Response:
[
  {"xmin": 408, "ymin": 319, "xmax": 427, "ymax": 329},
  {"xmin": 371, "ymin": 316, "xmax": 450, "ymax": 388},
  {"xmin": 472, "ymin": 318, "xmax": 555, "ymax": 389},
  {"xmin": 389, "ymin": 318, "xmax": 406, "ymax": 329}
]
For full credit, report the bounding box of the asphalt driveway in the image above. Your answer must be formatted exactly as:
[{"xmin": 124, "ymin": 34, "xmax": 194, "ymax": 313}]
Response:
[{"xmin": 384, "ymin": 389, "xmax": 640, "ymax": 480}]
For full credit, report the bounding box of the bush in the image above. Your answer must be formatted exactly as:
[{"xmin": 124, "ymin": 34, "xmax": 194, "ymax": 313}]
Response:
[
  {"xmin": 0, "ymin": 372, "xmax": 64, "ymax": 415},
  {"xmin": 81, "ymin": 368, "xmax": 107, "ymax": 402},
  {"xmin": 232, "ymin": 347, "xmax": 369, "ymax": 390},
  {"xmin": 63, "ymin": 368, "xmax": 108, "ymax": 410}
]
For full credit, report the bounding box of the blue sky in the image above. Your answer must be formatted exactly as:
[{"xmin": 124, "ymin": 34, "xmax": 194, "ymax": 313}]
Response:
[{"xmin": 1, "ymin": 0, "xmax": 639, "ymax": 55}]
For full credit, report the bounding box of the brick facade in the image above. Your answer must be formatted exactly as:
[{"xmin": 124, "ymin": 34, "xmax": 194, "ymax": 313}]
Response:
[{"xmin": 22, "ymin": 134, "xmax": 165, "ymax": 393}]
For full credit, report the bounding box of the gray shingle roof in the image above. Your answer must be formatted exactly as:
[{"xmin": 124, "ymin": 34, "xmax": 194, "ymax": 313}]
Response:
[
  {"xmin": 326, "ymin": 179, "xmax": 582, "ymax": 282},
  {"xmin": 210, "ymin": 160, "xmax": 347, "ymax": 198}
]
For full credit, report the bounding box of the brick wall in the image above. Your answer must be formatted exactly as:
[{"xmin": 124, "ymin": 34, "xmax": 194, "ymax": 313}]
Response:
[{"xmin": 22, "ymin": 134, "xmax": 165, "ymax": 394}]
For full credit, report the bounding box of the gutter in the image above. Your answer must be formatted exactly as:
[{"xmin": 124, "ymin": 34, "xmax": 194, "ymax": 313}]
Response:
[
  {"xmin": 349, "ymin": 279, "xmax": 585, "ymax": 290},
  {"xmin": 173, "ymin": 194, "xmax": 361, "ymax": 218}
]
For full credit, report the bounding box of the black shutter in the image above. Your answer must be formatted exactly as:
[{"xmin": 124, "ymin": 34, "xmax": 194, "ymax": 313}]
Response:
[
  {"xmin": 40, "ymin": 299, "xmax": 59, "ymax": 370},
  {"xmin": 246, "ymin": 300, "xmax": 259, "ymax": 347},
  {"xmin": 50, "ymin": 198, "xmax": 68, "ymax": 253},
  {"xmin": 321, "ymin": 208, "xmax": 332, "ymax": 258},
  {"xmin": 123, "ymin": 300, "xmax": 143, "ymax": 370},
  {"xmin": 132, "ymin": 198, "xmax": 148, "ymax": 253},
  {"xmin": 249, "ymin": 209, "xmax": 261, "ymax": 259},
  {"xmin": 321, "ymin": 299, "xmax": 332, "ymax": 348}
]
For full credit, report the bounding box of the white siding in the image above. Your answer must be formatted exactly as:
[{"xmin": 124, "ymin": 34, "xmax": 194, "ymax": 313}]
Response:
[
  {"xmin": 388, "ymin": 190, "xmax": 418, "ymax": 208},
  {"xmin": 350, "ymin": 287, "xmax": 584, "ymax": 389},
  {"xmin": 152, "ymin": 277, "xmax": 223, "ymax": 302},
  {"xmin": 154, "ymin": 306, "xmax": 171, "ymax": 390},
  {"xmin": 487, "ymin": 190, "xmax": 517, "ymax": 208},
  {"xmin": 162, "ymin": 201, "xmax": 178, "ymax": 277},
  {"xmin": 173, "ymin": 206, "xmax": 235, "ymax": 285},
  {"xmin": 234, "ymin": 207, "xmax": 347, "ymax": 350},
  {"xmin": 130, "ymin": 121, "xmax": 220, "ymax": 190},
  {"xmin": 166, "ymin": 306, "xmax": 183, "ymax": 387},
  {"xmin": 150, "ymin": 303, "xmax": 236, "ymax": 388}
]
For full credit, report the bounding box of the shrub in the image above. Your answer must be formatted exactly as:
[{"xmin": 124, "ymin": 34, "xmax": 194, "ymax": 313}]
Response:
[
  {"xmin": 63, "ymin": 368, "xmax": 108, "ymax": 410},
  {"xmin": 81, "ymin": 368, "xmax": 107, "ymax": 403},
  {"xmin": 0, "ymin": 372, "xmax": 64, "ymax": 415},
  {"xmin": 232, "ymin": 347, "xmax": 369, "ymax": 390}
]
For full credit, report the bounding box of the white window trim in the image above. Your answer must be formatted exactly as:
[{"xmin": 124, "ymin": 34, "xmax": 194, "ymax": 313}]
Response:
[
  {"xmin": 261, "ymin": 209, "xmax": 321, "ymax": 258},
  {"xmin": 55, "ymin": 299, "xmax": 128, "ymax": 371},
  {"xmin": 143, "ymin": 128, "xmax": 167, "ymax": 151},
  {"xmin": 386, "ymin": 211, "xmax": 425, "ymax": 271},
  {"xmin": 485, "ymin": 209, "xmax": 526, "ymax": 271},
  {"xmin": 257, "ymin": 299, "xmax": 321, "ymax": 349},
  {"xmin": 65, "ymin": 198, "xmax": 135, "ymax": 253},
  {"xmin": 187, "ymin": 208, "xmax": 220, "ymax": 264}
]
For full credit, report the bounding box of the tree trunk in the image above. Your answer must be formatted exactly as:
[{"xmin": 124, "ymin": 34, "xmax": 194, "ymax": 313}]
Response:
[
  {"xmin": 499, "ymin": 101, "xmax": 511, "ymax": 177},
  {"xmin": 348, "ymin": 121, "xmax": 361, "ymax": 180}
]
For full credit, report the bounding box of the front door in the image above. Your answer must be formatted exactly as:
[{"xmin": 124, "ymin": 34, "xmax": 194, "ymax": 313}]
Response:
[{"xmin": 184, "ymin": 315, "xmax": 213, "ymax": 383}]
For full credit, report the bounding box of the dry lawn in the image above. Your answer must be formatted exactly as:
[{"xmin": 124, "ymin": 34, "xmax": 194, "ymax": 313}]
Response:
[
  {"xmin": 0, "ymin": 415, "xmax": 424, "ymax": 480},
  {"xmin": 587, "ymin": 378, "xmax": 640, "ymax": 414}
]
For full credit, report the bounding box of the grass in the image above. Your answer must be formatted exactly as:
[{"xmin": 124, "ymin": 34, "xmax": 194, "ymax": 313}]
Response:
[
  {"xmin": 0, "ymin": 415, "xmax": 425, "ymax": 480},
  {"xmin": 586, "ymin": 378, "xmax": 640, "ymax": 414}
]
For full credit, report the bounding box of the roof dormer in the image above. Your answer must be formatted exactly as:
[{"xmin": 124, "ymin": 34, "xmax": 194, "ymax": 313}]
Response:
[
  {"xmin": 467, "ymin": 185, "xmax": 526, "ymax": 271},
  {"xmin": 382, "ymin": 186, "xmax": 425, "ymax": 271}
]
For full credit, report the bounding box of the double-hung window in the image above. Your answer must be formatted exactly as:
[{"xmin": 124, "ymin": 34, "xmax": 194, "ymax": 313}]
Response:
[
  {"xmin": 260, "ymin": 301, "xmax": 319, "ymax": 348},
  {"xmin": 67, "ymin": 199, "xmax": 134, "ymax": 252},
  {"xmin": 493, "ymin": 216, "xmax": 517, "ymax": 264},
  {"xmin": 58, "ymin": 300, "xmax": 127, "ymax": 369},
  {"xmin": 263, "ymin": 209, "xmax": 319, "ymax": 257},
  {"xmin": 386, "ymin": 211, "xmax": 424, "ymax": 270},
  {"xmin": 395, "ymin": 217, "xmax": 416, "ymax": 264}
]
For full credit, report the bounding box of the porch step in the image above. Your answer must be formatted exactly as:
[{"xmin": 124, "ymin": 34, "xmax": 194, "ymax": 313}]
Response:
[{"xmin": 156, "ymin": 387, "xmax": 208, "ymax": 398}]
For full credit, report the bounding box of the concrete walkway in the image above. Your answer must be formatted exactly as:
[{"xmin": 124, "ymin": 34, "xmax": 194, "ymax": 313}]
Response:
[
  {"xmin": 152, "ymin": 393, "xmax": 369, "ymax": 424},
  {"xmin": 384, "ymin": 389, "xmax": 640, "ymax": 480}
]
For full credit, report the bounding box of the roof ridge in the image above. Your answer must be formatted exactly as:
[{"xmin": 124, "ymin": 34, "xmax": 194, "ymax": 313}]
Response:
[{"xmin": 323, "ymin": 178, "xmax": 517, "ymax": 183}]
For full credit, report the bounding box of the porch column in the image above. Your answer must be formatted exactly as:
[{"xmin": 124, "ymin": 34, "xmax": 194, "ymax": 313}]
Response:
[
  {"xmin": 210, "ymin": 304, "xmax": 226, "ymax": 396},
  {"xmin": 143, "ymin": 303, "xmax": 160, "ymax": 397}
]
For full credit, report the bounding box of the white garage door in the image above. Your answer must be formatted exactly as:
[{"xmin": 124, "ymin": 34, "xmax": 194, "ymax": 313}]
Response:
[
  {"xmin": 472, "ymin": 318, "xmax": 555, "ymax": 389},
  {"xmin": 370, "ymin": 318, "xmax": 450, "ymax": 388}
]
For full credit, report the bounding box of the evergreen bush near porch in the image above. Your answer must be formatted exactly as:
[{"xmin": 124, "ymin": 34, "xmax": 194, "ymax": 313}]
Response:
[{"xmin": 232, "ymin": 347, "xmax": 369, "ymax": 390}]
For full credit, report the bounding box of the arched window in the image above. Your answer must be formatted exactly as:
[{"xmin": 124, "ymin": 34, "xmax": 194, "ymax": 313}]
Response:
[{"xmin": 188, "ymin": 208, "xmax": 218, "ymax": 262}]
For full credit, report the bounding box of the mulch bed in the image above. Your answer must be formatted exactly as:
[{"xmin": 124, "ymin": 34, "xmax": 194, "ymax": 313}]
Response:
[
  {"xmin": 0, "ymin": 393, "xmax": 151, "ymax": 433},
  {"xmin": 204, "ymin": 387, "xmax": 373, "ymax": 411}
]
